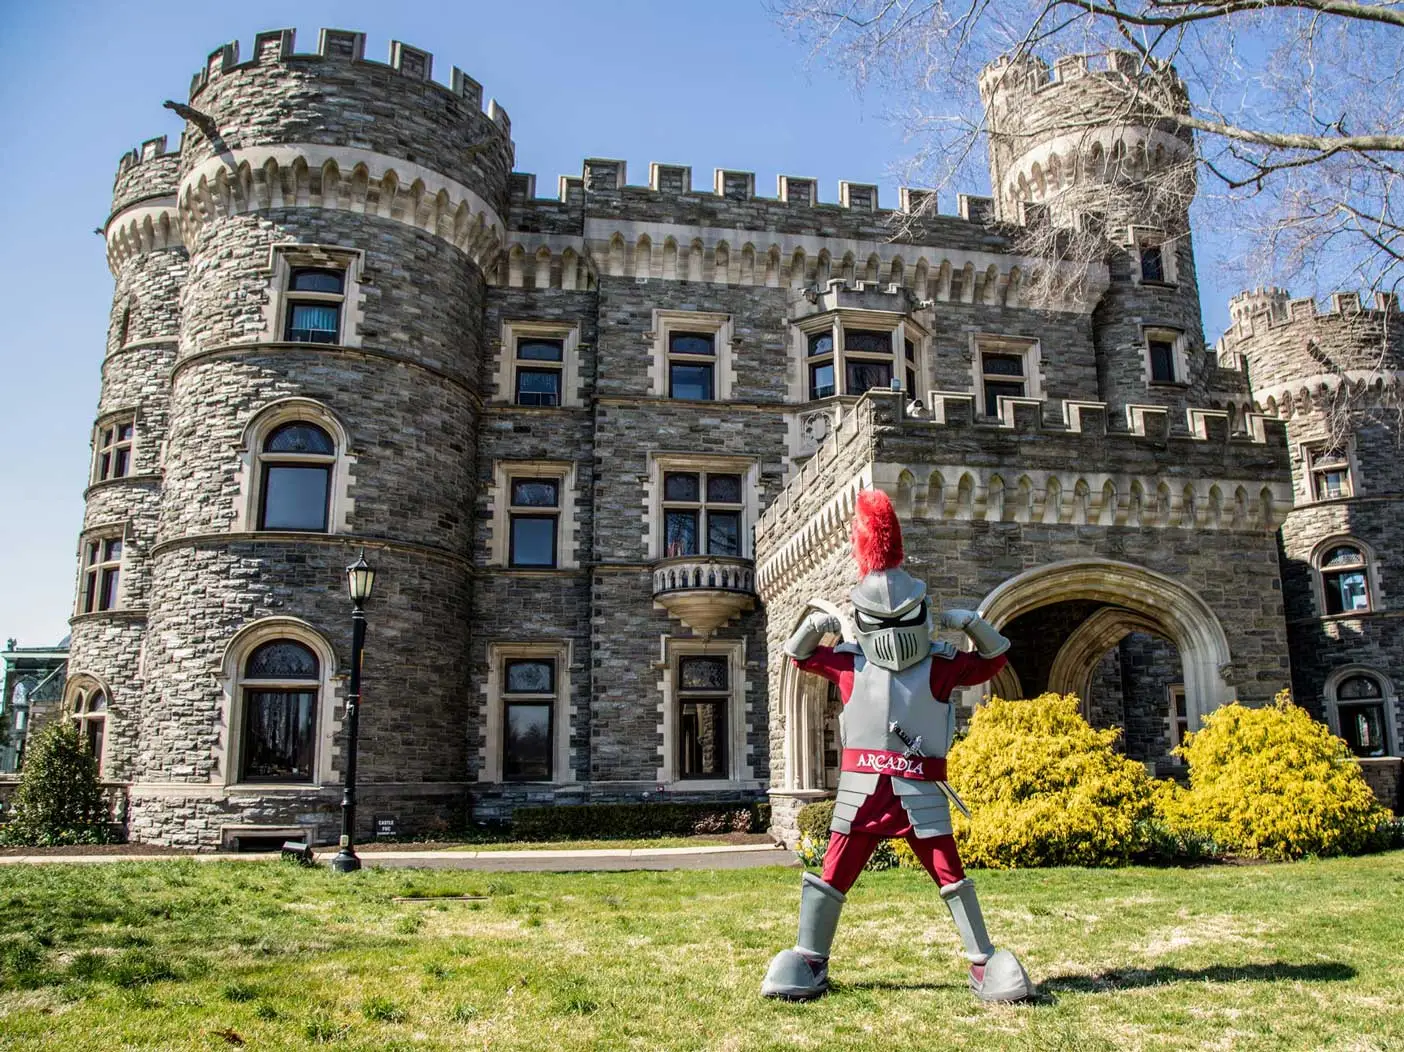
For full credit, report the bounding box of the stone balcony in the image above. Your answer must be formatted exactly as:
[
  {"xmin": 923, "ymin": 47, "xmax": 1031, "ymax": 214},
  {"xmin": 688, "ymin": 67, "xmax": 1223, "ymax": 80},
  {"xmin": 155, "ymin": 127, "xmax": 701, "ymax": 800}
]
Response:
[{"xmin": 651, "ymin": 555, "xmax": 757, "ymax": 637}]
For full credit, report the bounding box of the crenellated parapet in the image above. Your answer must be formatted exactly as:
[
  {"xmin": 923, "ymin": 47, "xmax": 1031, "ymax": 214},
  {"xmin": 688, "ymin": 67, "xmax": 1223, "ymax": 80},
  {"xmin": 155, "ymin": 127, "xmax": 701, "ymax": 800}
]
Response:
[
  {"xmin": 171, "ymin": 28, "xmax": 514, "ymax": 268},
  {"xmin": 1219, "ymin": 289, "xmax": 1404, "ymax": 413},
  {"xmin": 106, "ymin": 136, "xmax": 183, "ymax": 275},
  {"xmin": 757, "ymin": 390, "xmax": 1291, "ymax": 600},
  {"xmin": 979, "ymin": 51, "xmax": 1194, "ymax": 229}
]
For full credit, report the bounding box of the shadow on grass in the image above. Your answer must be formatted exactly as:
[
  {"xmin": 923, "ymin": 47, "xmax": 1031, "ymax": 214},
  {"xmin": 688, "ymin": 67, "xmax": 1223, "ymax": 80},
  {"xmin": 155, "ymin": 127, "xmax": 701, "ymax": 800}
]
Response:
[{"xmin": 1042, "ymin": 960, "xmax": 1356, "ymax": 994}]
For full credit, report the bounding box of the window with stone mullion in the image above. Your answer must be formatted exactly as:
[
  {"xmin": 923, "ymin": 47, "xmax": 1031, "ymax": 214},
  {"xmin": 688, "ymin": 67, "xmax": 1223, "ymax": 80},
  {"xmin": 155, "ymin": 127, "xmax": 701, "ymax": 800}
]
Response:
[
  {"xmin": 80, "ymin": 536, "xmax": 122, "ymax": 614},
  {"xmin": 94, "ymin": 419, "xmax": 135, "ymax": 482},
  {"xmin": 662, "ymin": 471, "xmax": 743, "ymax": 558}
]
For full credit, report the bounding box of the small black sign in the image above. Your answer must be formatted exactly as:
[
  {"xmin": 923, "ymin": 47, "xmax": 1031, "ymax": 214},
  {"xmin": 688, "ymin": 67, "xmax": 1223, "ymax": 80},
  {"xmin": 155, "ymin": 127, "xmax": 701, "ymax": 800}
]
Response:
[{"xmin": 374, "ymin": 814, "xmax": 398, "ymax": 839}]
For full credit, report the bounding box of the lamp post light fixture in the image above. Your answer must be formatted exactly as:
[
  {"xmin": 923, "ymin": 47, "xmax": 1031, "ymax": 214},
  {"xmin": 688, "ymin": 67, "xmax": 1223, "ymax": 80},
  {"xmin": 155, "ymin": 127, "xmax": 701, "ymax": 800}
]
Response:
[{"xmin": 331, "ymin": 550, "xmax": 376, "ymax": 874}]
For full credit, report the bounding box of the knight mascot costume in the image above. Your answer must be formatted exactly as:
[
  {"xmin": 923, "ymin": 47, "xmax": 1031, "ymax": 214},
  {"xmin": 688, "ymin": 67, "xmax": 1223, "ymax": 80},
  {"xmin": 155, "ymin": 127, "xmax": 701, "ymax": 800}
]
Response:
[{"xmin": 761, "ymin": 489, "xmax": 1035, "ymax": 1003}]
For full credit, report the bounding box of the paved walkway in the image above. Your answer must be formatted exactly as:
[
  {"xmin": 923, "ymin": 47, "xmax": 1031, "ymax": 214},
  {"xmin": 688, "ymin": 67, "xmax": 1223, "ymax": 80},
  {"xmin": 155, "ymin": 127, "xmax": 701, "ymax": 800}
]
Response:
[{"xmin": 0, "ymin": 843, "xmax": 799, "ymax": 872}]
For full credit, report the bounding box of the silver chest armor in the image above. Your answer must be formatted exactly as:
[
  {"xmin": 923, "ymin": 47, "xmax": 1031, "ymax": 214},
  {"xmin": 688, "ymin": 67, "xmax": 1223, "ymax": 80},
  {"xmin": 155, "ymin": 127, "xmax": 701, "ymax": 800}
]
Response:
[{"xmin": 830, "ymin": 641, "xmax": 959, "ymax": 839}]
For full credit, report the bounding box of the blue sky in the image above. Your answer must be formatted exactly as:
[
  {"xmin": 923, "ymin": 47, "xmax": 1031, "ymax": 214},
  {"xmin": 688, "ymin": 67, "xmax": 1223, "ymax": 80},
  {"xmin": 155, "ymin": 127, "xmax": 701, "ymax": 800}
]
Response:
[{"xmin": 0, "ymin": 0, "xmax": 1245, "ymax": 645}]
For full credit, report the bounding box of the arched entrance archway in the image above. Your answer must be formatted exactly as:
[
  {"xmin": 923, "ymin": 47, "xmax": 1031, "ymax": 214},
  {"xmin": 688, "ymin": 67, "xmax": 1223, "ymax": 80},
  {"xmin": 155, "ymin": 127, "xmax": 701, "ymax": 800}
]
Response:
[
  {"xmin": 778, "ymin": 599, "xmax": 848, "ymax": 792},
  {"xmin": 979, "ymin": 558, "xmax": 1235, "ymax": 731}
]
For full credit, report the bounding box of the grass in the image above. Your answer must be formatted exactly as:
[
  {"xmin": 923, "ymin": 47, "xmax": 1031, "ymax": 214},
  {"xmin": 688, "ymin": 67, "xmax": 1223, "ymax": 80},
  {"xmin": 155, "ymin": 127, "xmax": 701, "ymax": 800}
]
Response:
[
  {"xmin": 448, "ymin": 836, "xmax": 738, "ymax": 852},
  {"xmin": 0, "ymin": 853, "xmax": 1401, "ymax": 1050}
]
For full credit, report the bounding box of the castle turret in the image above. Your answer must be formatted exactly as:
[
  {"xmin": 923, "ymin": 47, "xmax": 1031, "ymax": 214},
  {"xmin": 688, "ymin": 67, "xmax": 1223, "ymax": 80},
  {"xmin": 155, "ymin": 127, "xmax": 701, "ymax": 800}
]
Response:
[
  {"xmin": 1224, "ymin": 289, "xmax": 1404, "ymax": 763},
  {"xmin": 62, "ymin": 136, "xmax": 186, "ymax": 781},
  {"xmin": 126, "ymin": 28, "xmax": 514, "ymax": 846},
  {"xmin": 980, "ymin": 51, "xmax": 1211, "ymax": 424}
]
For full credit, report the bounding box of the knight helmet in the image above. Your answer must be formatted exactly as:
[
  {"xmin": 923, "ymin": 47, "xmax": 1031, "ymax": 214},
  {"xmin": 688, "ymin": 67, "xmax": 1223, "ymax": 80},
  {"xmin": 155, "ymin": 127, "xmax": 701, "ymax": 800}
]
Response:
[{"xmin": 849, "ymin": 489, "xmax": 930, "ymax": 671}]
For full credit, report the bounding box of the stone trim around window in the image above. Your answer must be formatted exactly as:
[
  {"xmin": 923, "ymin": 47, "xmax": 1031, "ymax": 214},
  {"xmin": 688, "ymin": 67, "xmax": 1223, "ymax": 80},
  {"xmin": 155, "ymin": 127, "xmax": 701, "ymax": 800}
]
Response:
[
  {"xmin": 967, "ymin": 333, "xmax": 1044, "ymax": 418},
  {"xmin": 1142, "ymin": 325, "xmax": 1191, "ymax": 386},
  {"xmin": 641, "ymin": 453, "xmax": 760, "ymax": 561},
  {"xmin": 486, "ymin": 460, "xmax": 580, "ymax": 570},
  {"xmin": 215, "ymin": 617, "xmax": 343, "ymax": 789},
  {"xmin": 647, "ymin": 309, "xmax": 736, "ymax": 401},
  {"xmin": 493, "ymin": 319, "xmax": 584, "ymax": 408},
  {"xmin": 1310, "ymin": 534, "xmax": 1384, "ymax": 618},
  {"xmin": 477, "ymin": 640, "xmax": 575, "ymax": 784},
  {"xmin": 790, "ymin": 311, "xmax": 929, "ymax": 404},
  {"xmin": 62, "ymin": 672, "xmax": 113, "ymax": 776},
  {"xmin": 92, "ymin": 410, "xmax": 138, "ymax": 484},
  {"xmin": 1298, "ymin": 441, "xmax": 1360, "ymax": 503},
  {"xmin": 1323, "ymin": 665, "xmax": 1399, "ymax": 758},
  {"xmin": 1126, "ymin": 226, "xmax": 1180, "ymax": 286},
  {"xmin": 75, "ymin": 524, "xmax": 128, "ymax": 615},
  {"xmin": 654, "ymin": 635, "xmax": 755, "ymax": 788},
  {"xmin": 257, "ymin": 243, "xmax": 367, "ymax": 349},
  {"xmin": 231, "ymin": 398, "xmax": 358, "ymax": 535}
]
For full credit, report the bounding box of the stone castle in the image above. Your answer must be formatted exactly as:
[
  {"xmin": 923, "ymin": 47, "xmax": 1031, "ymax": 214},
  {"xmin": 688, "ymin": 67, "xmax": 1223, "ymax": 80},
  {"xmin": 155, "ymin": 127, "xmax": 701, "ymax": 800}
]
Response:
[{"xmin": 59, "ymin": 29, "xmax": 1399, "ymax": 848}]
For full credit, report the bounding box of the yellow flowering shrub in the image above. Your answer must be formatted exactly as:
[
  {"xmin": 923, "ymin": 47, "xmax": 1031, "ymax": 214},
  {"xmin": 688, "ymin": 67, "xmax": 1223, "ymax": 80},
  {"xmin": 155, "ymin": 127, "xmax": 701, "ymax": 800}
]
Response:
[
  {"xmin": 1156, "ymin": 691, "xmax": 1390, "ymax": 860},
  {"xmin": 947, "ymin": 693, "xmax": 1156, "ymax": 868}
]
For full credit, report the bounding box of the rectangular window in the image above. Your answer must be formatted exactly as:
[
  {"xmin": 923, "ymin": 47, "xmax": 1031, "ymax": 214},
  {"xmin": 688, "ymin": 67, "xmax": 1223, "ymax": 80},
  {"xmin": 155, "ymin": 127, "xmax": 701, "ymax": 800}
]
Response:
[
  {"xmin": 844, "ymin": 329, "xmax": 894, "ymax": 396},
  {"xmin": 94, "ymin": 420, "xmax": 135, "ymax": 482},
  {"xmin": 667, "ymin": 331, "xmax": 716, "ymax": 401},
  {"xmin": 283, "ymin": 267, "xmax": 345, "ymax": 344},
  {"xmin": 508, "ymin": 478, "xmax": 560, "ymax": 568},
  {"xmin": 240, "ymin": 689, "xmax": 316, "ymax": 782},
  {"xmin": 678, "ymin": 655, "xmax": 728, "ymax": 779},
  {"xmin": 1338, "ymin": 703, "xmax": 1387, "ymax": 758},
  {"xmin": 981, "ymin": 351, "xmax": 1026, "ymax": 416},
  {"xmin": 1309, "ymin": 447, "xmax": 1352, "ymax": 500},
  {"xmin": 845, "ymin": 359, "xmax": 893, "ymax": 396},
  {"xmin": 662, "ymin": 471, "xmax": 744, "ymax": 558},
  {"xmin": 1140, "ymin": 244, "xmax": 1166, "ymax": 283},
  {"xmin": 503, "ymin": 658, "xmax": 555, "ymax": 781},
  {"xmin": 259, "ymin": 465, "xmax": 331, "ymax": 531},
  {"xmin": 1148, "ymin": 339, "xmax": 1177, "ymax": 383},
  {"xmin": 1169, "ymin": 685, "xmax": 1189, "ymax": 750},
  {"xmin": 515, "ymin": 338, "xmax": 564, "ymax": 407},
  {"xmin": 80, "ymin": 537, "xmax": 122, "ymax": 614}
]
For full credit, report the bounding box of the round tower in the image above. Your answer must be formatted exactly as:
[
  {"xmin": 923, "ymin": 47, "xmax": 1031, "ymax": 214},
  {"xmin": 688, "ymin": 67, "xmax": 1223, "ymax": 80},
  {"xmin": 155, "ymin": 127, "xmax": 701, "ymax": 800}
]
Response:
[
  {"xmin": 129, "ymin": 28, "xmax": 514, "ymax": 847},
  {"xmin": 64, "ymin": 137, "xmax": 186, "ymax": 785},
  {"xmin": 979, "ymin": 51, "xmax": 1209, "ymax": 423},
  {"xmin": 1227, "ymin": 289, "xmax": 1404, "ymax": 763}
]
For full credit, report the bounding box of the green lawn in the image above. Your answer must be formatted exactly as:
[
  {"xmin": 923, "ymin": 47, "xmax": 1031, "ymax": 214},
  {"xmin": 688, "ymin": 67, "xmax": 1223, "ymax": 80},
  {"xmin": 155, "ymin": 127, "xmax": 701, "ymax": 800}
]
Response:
[{"xmin": 1, "ymin": 853, "xmax": 1401, "ymax": 1050}]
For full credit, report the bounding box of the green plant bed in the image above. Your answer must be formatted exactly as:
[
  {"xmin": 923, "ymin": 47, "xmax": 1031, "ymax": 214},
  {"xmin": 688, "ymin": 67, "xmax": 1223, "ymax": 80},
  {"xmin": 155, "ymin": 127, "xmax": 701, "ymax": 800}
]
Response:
[{"xmin": 1, "ymin": 854, "xmax": 1402, "ymax": 1050}]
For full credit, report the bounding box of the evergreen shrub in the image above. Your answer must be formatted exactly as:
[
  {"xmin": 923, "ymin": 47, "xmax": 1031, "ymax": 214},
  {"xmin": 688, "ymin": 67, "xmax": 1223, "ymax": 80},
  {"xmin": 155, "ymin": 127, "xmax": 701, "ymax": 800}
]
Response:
[
  {"xmin": 510, "ymin": 801, "xmax": 767, "ymax": 840},
  {"xmin": 1156, "ymin": 691, "xmax": 1391, "ymax": 860},
  {"xmin": 948, "ymin": 693, "xmax": 1155, "ymax": 868},
  {"xmin": 0, "ymin": 722, "xmax": 112, "ymax": 846}
]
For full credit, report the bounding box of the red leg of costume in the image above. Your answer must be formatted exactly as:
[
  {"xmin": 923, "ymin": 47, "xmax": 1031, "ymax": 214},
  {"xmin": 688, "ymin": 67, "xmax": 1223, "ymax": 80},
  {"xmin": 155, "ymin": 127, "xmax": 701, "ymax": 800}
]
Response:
[
  {"xmin": 905, "ymin": 833, "xmax": 965, "ymax": 886},
  {"xmin": 820, "ymin": 831, "xmax": 881, "ymax": 893}
]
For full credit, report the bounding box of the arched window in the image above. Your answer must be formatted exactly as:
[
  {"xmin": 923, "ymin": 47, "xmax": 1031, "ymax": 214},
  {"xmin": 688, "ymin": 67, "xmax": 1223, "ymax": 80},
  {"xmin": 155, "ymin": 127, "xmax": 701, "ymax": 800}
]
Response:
[
  {"xmin": 257, "ymin": 422, "xmax": 334, "ymax": 532},
  {"xmin": 1318, "ymin": 543, "xmax": 1371, "ymax": 615},
  {"xmin": 238, "ymin": 640, "xmax": 320, "ymax": 783},
  {"xmin": 70, "ymin": 687, "xmax": 107, "ymax": 772},
  {"xmin": 1333, "ymin": 672, "xmax": 1390, "ymax": 758}
]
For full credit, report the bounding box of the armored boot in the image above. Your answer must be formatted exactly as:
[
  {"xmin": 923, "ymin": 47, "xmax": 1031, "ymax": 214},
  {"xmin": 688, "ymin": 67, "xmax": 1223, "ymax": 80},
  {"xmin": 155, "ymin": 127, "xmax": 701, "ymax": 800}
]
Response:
[
  {"xmin": 761, "ymin": 872, "xmax": 846, "ymax": 1000},
  {"xmin": 940, "ymin": 878, "xmax": 1035, "ymax": 1002}
]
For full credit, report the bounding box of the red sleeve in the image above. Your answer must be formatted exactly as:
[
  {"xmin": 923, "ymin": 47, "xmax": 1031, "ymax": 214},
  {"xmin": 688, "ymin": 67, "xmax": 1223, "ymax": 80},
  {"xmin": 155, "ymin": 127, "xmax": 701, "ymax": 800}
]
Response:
[
  {"xmin": 794, "ymin": 646, "xmax": 857, "ymax": 704},
  {"xmin": 929, "ymin": 651, "xmax": 1008, "ymax": 699}
]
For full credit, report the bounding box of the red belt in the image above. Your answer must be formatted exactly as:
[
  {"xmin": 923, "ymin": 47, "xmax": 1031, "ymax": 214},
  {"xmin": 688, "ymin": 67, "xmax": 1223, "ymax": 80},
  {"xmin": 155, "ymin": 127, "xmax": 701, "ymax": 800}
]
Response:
[{"xmin": 841, "ymin": 748, "xmax": 947, "ymax": 782}]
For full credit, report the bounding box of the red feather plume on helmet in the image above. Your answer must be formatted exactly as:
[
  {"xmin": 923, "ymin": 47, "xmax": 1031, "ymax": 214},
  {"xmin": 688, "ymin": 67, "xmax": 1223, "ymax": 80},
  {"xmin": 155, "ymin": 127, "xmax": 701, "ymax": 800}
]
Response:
[{"xmin": 851, "ymin": 489, "xmax": 904, "ymax": 577}]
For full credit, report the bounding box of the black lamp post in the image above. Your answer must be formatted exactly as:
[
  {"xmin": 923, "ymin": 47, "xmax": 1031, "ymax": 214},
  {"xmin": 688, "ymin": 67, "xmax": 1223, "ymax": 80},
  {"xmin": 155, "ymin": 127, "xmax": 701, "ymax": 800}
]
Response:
[{"xmin": 331, "ymin": 550, "xmax": 376, "ymax": 874}]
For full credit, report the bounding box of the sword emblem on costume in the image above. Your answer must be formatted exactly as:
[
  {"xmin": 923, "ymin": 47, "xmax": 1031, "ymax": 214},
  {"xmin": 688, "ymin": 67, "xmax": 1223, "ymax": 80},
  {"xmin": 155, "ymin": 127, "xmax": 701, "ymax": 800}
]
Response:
[{"xmin": 889, "ymin": 720, "xmax": 972, "ymax": 819}]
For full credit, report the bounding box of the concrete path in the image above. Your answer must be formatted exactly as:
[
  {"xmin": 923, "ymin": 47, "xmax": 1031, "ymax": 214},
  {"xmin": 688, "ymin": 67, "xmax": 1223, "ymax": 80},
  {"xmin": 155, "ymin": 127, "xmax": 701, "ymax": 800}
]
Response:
[{"xmin": 0, "ymin": 843, "xmax": 799, "ymax": 872}]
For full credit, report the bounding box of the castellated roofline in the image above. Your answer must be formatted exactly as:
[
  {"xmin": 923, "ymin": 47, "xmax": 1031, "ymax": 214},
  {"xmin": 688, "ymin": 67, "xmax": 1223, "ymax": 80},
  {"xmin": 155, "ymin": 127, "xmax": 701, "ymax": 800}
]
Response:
[
  {"xmin": 115, "ymin": 135, "xmax": 181, "ymax": 180},
  {"xmin": 1217, "ymin": 287, "xmax": 1403, "ymax": 352},
  {"xmin": 185, "ymin": 28, "xmax": 511, "ymax": 136},
  {"xmin": 754, "ymin": 390, "xmax": 1291, "ymax": 600},
  {"xmin": 978, "ymin": 49, "xmax": 1188, "ymax": 107}
]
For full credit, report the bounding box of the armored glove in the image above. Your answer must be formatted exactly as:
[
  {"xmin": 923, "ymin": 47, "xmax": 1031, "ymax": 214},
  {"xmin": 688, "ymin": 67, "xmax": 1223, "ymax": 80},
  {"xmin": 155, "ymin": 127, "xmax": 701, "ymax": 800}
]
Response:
[
  {"xmin": 939, "ymin": 609, "xmax": 1010, "ymax": 658},
  {"xmin": 784, "ymin": 610, "xmax": 843, "ymax": 660}
]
